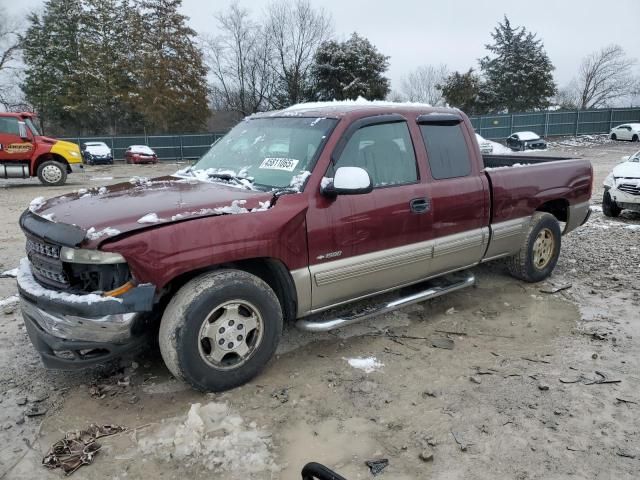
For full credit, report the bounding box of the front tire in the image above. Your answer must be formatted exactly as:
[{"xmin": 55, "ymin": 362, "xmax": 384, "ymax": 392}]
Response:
[
  {"xmin": 159, "ymin": 270, "xmax": 283, "ymax": 392},
  {"xmin": 37, "ymin": 160, "xmax": 67, "ymax": 186},
  {"xmin": 632, "ymin": 134, "xmax": 638, "ymax": 142},
  {"xmin": 602, "ymin": 190, "xmax": 621, "ymax": 217},
  {"xmin": 611, "ymin": 133, "xmax": 617, "ymax": 140},
  {"xmin": 507, "ymin": 212, "xmax": 561, "ymax": 283}
]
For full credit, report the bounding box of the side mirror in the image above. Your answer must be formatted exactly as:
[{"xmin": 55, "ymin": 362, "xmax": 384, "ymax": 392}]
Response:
[
  {"xmin": 321, "ymin": 166, "xmax": 373, "ymax": 196},
  {"xmin": 18, "ymin": 121, "xmax": 29, "ymax": 140}
]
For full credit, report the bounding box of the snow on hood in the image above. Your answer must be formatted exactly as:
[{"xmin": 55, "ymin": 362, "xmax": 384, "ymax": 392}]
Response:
[
  {"xmin": 129, "ymin": 145, "xmax": 155, "ymax": 155},
  {"xmin": 514, "ymin": 131, "xmax": 541, "ymax": 141},
  {"xmin": 85, "ymin": 143, "xmax": 111, "ymax": 155},
  {"xmin": 29, "ymin": 176, "xmax": 275, "ymax": 247},
  {"xmin": 612, "ymin": 160, "xmax": 640, "ymax": 179}
]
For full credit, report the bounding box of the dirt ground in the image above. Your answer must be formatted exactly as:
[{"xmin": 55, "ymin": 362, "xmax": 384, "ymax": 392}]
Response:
[{"xmin": 1, "ymin": 137, "xmax": 639, "ymax": 480}]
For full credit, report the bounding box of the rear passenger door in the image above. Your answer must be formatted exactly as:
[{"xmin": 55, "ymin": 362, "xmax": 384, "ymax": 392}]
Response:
[
  {"xmin": 417, "ymin": 115, "xmax": 489, "ymax": 275},
  {"xmin": 306, "ymin": 115, "xmax": 433, "ymax": 310}
]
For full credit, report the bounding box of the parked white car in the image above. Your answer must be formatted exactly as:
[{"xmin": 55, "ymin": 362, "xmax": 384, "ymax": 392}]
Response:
[
  {"xmin": 603, "ymin": 149, "xmax": 640, "ymax": 216},
  {"xmin": 475, "ymin": 133, "xmax": 494, "ymax": 154},
  {"xmin": 609, "ymin": 123, "xmax": 640, "ymax": 142}
]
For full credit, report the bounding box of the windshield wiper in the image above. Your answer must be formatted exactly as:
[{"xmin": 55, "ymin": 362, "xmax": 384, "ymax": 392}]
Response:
[{"xmin": 207, "ymin": 172, "xmax": 256, "ymax": 190}]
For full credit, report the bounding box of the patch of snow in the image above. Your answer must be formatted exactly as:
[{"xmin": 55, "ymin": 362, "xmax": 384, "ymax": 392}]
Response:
[
  {"xmin": 485, "ymin": 140, "xmax": 513, "ymax": 155},
  {"xmin": 86, "ymin": 226, "xmax": 121, "ymax": 240},
  {"xmin": 624, "ymin": 224, "xmax": 640, "ymax": 231},
  {"xmin": 29, "ymin": 197, "xmax": 46, "ymax": 212},
  {"xmin": 128, "ymin": 145, "xmax": 155, "ymax": 155},
  {"xmin": 1, "ymin": 268, "xmax": 18, "ymax": 278},
  {"xmin": 590, "ymin": 205, "xmax": 603, "ymax": 212},
  {"xmin": 0, "ymin": 295, "xmax": 19, "ymax": 308},
  {"xmin": 129, "ymin": 176, "xmax": 152, "ymax": 186},
  {"xmin": 283, "ymin": 96, "xmax": 433, "ymax": 113},
  {"xmin": 137, "ymin": 213, "xmax": 163, "ymax": 224},
  {"xmin": 513, "ymin": 131, "xmax": 540, "ymax": 141},
  {"xmin": 17, "ymin": 258, "xmax": 122, "ymax": 304},
  {"xmin": 98, "ymin": 186, "xmax": 108, "ymax": 195},
  {"xmin": 289, "ymin": 171, "xmax": 311, "ymax": 191},
  {"xmin": 77, "ymin": 188, "xmax": 88, "ymax": 195},
  {"xmin": 309, "ymin": 117, "xmax": 326, "ymax": 126},
  {"xmin": 344, "ymin": 356, "xmax": 384, "ymax": 373},
  {"xmin": 80, "ymin": 193, "xmax": 92, "ymax": 199},
  {"xmin": 137, "ymin": 402, "xmax": 278, "ymax": 474},
  {"xmin": 485, "ymin": 162, "xmax": 531, "ymax": 171},
  {"xmin": 215, "ymin": 199, "xmax": 248, "ymax": 215},
  {"xmin": 321, "ymin": 177, "xmax": 333, "ymax": 189},
  {"xmin": 91, "ymin": 176, "xmax": 113, "ymax": 181}
]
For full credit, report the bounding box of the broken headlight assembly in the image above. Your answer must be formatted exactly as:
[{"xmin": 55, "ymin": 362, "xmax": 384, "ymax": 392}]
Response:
[
  {"xmin": 60, "ymin": 247, "xmax": 126, "ymax": 264},
  {"xmin": 60, "ymin": 248, "xmax": 131, "ymax": 293}
]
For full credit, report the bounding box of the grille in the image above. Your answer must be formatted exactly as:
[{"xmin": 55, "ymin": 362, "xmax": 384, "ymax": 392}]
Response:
[
  {"xmin": 618, "ymin": 183, "xmax": 640, "ymax": 196},
  {"xmin": 26, "ymin": 237, "xmax": 69, "ymax": 289}
]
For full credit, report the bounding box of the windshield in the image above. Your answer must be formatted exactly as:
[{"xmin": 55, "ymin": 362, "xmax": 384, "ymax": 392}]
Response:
[
  {"xmin": 185, "ymin": 117, "xmax": 337, "ymax": 190},
  {"xmin": 24, "ymin": 118, "xmax": 41, "ymax": 136},
  {"xmin": 630, "ymin": 150, "xmax": 640, "ymax": 162}
]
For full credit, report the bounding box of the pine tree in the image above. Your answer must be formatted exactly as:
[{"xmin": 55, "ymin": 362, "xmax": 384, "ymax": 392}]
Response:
[
  {"xmin": 311, "ymin": 33, "xmax": 390, "ymax": 101},
  {"xmin": 21, "ymin": 0, "xmax": 83, "ymax": 132},
  {"xmin": 73, "ymin": 0, "xmax": 141, "ymax": 134},
  {"xmin": 479, "ymin": 16, "xmax": 556, "ymax": 113},
  {"xmin": 133, "ymin": 0, "xmax": 209, "ymax": 133},
  {"xmin": 439, "ymin": 69, "xmax": 484, "ymax": 115}
]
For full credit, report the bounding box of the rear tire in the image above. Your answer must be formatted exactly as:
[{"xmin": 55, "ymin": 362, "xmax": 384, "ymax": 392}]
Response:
[
  {"xmin": 632, "ymin": 134, "xmax": 638, "ymax": 142},
  {"xmin": 37, "ymin": 160, "xmax": 67, "ymax": 186},
  {"xmin": 159, "ymin": 269, "xmax": 283, "ymax": 392},
  {"xmin": 507, "ymin": 212, "xmax": 561, "ymax": 283},
  {"xmin": 602, "ymin": 190, "xmax": 621, "ymax": 217}
]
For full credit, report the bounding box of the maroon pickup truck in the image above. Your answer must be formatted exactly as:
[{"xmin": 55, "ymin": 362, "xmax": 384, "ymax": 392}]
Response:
[{"xmin": 17, "ymin": 103, "xmax": 592, "ymax": 391}]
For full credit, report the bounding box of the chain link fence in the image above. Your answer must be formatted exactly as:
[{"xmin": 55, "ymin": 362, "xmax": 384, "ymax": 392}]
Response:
[{"xmin": 469, "ymin": 107, "xmax": 640, "ymax": 140}]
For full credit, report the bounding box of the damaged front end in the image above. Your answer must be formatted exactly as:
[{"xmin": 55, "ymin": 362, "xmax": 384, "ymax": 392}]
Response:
[
  {"xmin": 604, "ymin": 172, "xmax": 640, "ymax": 212},
  {"xmin": 17, "ymin": 210, "xmax": 156, "ymax": 369}
]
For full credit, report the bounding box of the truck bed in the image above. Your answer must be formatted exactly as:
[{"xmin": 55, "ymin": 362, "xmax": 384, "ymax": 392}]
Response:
[{"xmin": 483, "ymin": 154, "xmax": 577, "ymax": 169}]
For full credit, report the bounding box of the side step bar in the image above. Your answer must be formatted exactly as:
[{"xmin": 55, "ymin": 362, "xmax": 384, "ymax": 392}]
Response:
[{"xmin": 295, "ymin": 274, "xmax": 475, "ymax": 333}]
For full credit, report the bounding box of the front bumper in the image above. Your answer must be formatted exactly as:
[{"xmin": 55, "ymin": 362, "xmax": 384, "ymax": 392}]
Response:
[
  {"xmin": 17, "ymin": 259, "xmax": 156, "ymax": 369},
  {"xmin": 69, "ymin": 162, "xmax": 84, "ymax": 173}
]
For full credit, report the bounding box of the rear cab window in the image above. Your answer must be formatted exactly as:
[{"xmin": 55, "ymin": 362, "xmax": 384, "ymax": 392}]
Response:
[{"xmin": 418, "ymin": 120, "xmax": 472, "ymax": 180}]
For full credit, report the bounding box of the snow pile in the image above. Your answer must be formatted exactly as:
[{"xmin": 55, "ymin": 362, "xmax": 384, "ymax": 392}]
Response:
[
  {"xmin": 624, "ymin": 224, "xmax": 640, "ymax": 231},
  {"xmin": 485, "ymin": 162, "xmax": 531, "ymax": 171},
  {"xmin": 171, "ymin": 200, "xmax": 271, "ymax": 220},
  {"xmin": 91, "ymin": 176, "xmax": 114, "ymax": 181},
  {"xmin": 129, "ymin": 176, "xmax": 152, "ymax": 186},
  {"xmin": 214, "ymin": 199, "xmax": 248, "ymax": 214},
  {"xmin": 137, "ymin": 213, "xmax": 163, "ymax": 224},
  {"xmin": 86, "ymin": 226, "xmax": 121, "ymax": 240},
  {"xmin": 98, "ymin": 186, "xmax": 108, "ymax": 195},
  {"xmin": 138, "ymin": 402, "xmax": 278, "ymax": 474},
  {"xmin": 17, "ymin": 258, "xmax": 121, "ymax": 304},
  {"xmin": 77, "ymin": 188, "xmax": 88, "ymax": 195},
  {"xmin": 547, "ymin": 134, "xmax": 611, "ymax": 148},
  {"xmin": 344, "ymin": 356, "xmax": 384, "ymax": 373},
  {"xmin": 173, "ymin": 167, "xmax": 256, "ymax": 190},
  {"xmin": 0, "ymin": 295, "xmax": 19, "ymax": 308},
  {"xmin": 29, "ymin": 197, "xmax": 46, "ymax": 212},
  {"xmin": 289, "ymin": 171, "xmax": 311, "ymax": 191},
  {"xmin": 1, "ymin": 268, "xmax": 18, "ymax": 278},
  {"xmin": 485, "ymin": 139, "xmax": 512, "ymax": 154}
]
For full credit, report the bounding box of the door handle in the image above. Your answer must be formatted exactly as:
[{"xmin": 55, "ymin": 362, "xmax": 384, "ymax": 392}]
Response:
[{"xmin": 410, "ymin": 197, "xmax": 430, "ymax": 214}]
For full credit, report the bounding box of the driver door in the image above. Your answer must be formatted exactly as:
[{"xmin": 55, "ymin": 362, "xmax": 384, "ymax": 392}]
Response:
[{"xmin": 0, "ymin": 117, "xmax": 33, "ymax": 162}]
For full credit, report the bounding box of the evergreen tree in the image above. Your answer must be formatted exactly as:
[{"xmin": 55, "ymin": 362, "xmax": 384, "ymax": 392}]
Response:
[
  {"xmin": 21, "ymin": 0, "xmax": 83, "ymax": 132},
  {"xmin": 311, "ymin": 33, "xmax": 390, "ymax": 101},
  {"xmin": 479, "ymin": 16, "xmax": 556, "ymax": 112},
  {"xmin": 134, "ymin": 0, "xmax": 209, "ymax": 133},
  {"xmin": 439, "ymin": 69, "xmax": 484, "ymax": 115},
  {"xmin": 73, "ymin": 0, "xmax": 141, "ymax": 133}
]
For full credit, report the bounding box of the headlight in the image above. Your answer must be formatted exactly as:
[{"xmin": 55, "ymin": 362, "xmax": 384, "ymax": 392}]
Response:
[
  {"xmin": 60, "ymin": 247, "xmax": 126, "ymax": 264},
  {"xmin": 603, "ymin": 173, "xmax": 614, "ymax": 188}
]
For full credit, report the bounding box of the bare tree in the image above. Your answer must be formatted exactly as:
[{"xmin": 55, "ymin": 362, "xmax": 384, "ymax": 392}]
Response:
[
  {"xmin": 574, "ymin": 45, "xmax": 639, "ymax": 109},
  {"xmin": 203, "ymin": 4, "xmax": 275, "ymax": 116},
  {"xmin": 266, "ymin": 0, "xmax": 332, "ymax": 107},
  {"xmin": 0, "ymin": 14, "xmax": 23, "ymax": 110},
  {"xmin": 400, "ymin": 64, "xmax": 449, "ymax": 105}
]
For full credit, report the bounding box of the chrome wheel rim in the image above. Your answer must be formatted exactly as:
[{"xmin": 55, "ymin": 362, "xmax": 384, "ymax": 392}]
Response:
[
  {"xmin": 532, "ymin": 228, "xmax": 555, "ymax": 270},
  {"xmin": 42, "ymin": 165, "xmax": 63, "ymax": 183},
  {"xmin": 198, "ymin": 300, "xmax": 263, "ymax": 370}
]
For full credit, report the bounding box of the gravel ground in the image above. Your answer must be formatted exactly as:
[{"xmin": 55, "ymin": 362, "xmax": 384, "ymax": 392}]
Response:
[{"xmin": 1, "ymin": 138, "xmax": 639, "ymax": 479}]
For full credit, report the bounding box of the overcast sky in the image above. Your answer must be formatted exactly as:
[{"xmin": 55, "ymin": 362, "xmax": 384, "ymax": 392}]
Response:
[{"xmin": 6, "ymin": 0, "xmax": 640, "ymax": 91}]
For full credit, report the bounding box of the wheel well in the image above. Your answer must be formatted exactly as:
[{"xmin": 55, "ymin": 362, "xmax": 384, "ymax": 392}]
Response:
[
  {"xmin": 536, "ymin": 199, "xmax": 568, "ymax": 223},
  {"xmin": 33, "ymin": 153, "xmax": 70, "ymax": 175},
  {"xmin": 161, "ymin": 258, "xmax": 298, "ymax": 323}
]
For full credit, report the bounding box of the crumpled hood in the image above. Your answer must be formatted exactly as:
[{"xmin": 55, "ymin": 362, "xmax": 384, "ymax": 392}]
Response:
[
  {"xmin": 29, "ymin": 176, "xmax": 275, "ymax": 246},
  {"xmin": 613, "ymin": 161, "xmax": 640, "ymax": 179}
]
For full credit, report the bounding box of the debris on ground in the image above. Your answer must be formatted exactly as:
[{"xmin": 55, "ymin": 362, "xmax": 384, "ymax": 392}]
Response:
[
  {"xmin": 431, "ymin": 337, "xmax": 454, "ymax": 350},
  {"xmin": 539, "ymin": 283, "xmax": 572, "ymax": 294},
  {"xmin": 470, "ymin": 376, "xmax": 482, "ymax": 384},
  {"xmin": 42, "ymin": 424, "xmax": 126, "ymax": 475},
  {"xmin": 451, "ymin": 430, "xmax": 471, "ymax": 451},
  {"xmin": 559, "ymin": 371, "xmax": 622, "ymax": 385},
  {"xmin": 419, "ymin": 449, "xmax": 434, "ymax": 462},
  {"xmin": 271, "ymin": 387, "xmax": 289, "ymax": 404},
  {"xmin": 365, "ymin": 458, "xmax": 389, "ymax": 475}
]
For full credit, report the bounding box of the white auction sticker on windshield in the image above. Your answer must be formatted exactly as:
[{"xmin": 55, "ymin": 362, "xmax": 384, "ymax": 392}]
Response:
[{"xmin": 259, "ymin": 157, "xmax": 299, "ymax": 172}]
